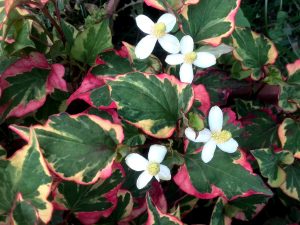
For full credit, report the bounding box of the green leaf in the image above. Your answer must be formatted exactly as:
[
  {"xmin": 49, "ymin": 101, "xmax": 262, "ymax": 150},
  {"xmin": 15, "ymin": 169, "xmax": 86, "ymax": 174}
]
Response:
[
  {"xmin": 235, "ymin": 8, "xmax": 250, "ymax": 27},
  {"xmin": 227, "ymin": 194, "xmax": 270, "ymax": 221},
  {"xmin": 90, "ymin": 85, "xmax": 113, "ymax": 107},
  {"xmin": 194, "ymin": 70, "xmax": 248, "ymax": 105},
  {"xmin": 91, "ymin": 51, "xmax": 132, "ymax": 76},
  {"xmin": 71, "ymin": 19, "xmax": 112, "ymax": 65},
  {"xmin": 108, "ymin": 73, "xmax": 193, "ymax": 138},
  {"xmin": 252, "ymin": 148, "xmax": 293, "ymax": 187},
  {"xmin": 11, "ymin": 197, "xmax": 38, "ymax": 225},
  {"xmin": 0, "ymin": 68, "xmax": 49, "ymax": 122},
  {"xmin": 278, "ymin": 118, "xmax": 300, "ymax": 155},
  {"xmin": 280, "ymin": 161, "xmax": 300, "ymax": 201},
  {"xmin": 146, "ymin": 194, "xmax": 183, "ymax": 225},
  {"xmin": 123, "ymin": 123, "xmax": 146, "ymax": 147},
  {"xmin": 182, "ymin": 0, "xmax": 240, "ymax": 46},
  {"xmin": 210, "ymin": 198, "xmax": 229, "ymax": 225},
  {"xmin": 10, "ymin": 113, "xmax": 124, "ymax": 184},
  {"xmin": 54, "ymin": 167, "xmax": 124, "ymax": 212},
  {"xmin": 0, "ymin": 129, "xmax": 52, "ymax": 224},
  {"xmin": 232, "ymin": 27, "xmax": 278, "ymax": 80},
  {"xmin": 239, "ymin": 111, "xmax": 279, "ymax": 150},
  {"xmin": 183, "ymin": 149, "xmax": 272, "ymax": 199}
]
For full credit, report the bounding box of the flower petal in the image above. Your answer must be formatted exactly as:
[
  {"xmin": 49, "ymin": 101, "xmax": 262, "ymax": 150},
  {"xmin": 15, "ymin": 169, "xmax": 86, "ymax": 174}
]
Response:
[
  {"xmin": 179, "ymin": 63, "xmax": 193, "ymax": 83},
  {"xmin": 125, "ymin": 153, "xmax": 148, "ymax": 171},
  {"xmin": 158, "ymin": 34, "xmax": 180, "ymax": 54},
  {"xmin": 194, "ymin": 52, "xmax": 216, "ymax": 68},
  {"xmin": 136, "ymin": 171, "xmax": 153, "ymax": 189},
  {"xmin": 201, "ymin": 140, "xmax": 217, "ymax": 163},
  {"xmin": 208, "ymin": 106, "xmax": 223, "ymax": 132},
  {"xmin": 185, "ymin": 127, "xmax": 212, "ymax": 143},
  {"xmin": 157, "ymin": 13, "xmax": 176, "ymax": 32},
  {"xmin": 135, "ymin": 35, "xmax": 157, "ymax": 59},
  {"xmin": 148, "ymin": 144, "xmax": 167, "ymax": 163},
  {"xmin": 135, "ymin": 15, "xmax": 154, "ymax": 34},
  {"xmin": 165, "ymin": 54, "xmax": 184, "ymax": 65},
  {"xmin": 217, "ymin": 138, "xmax": 238, "ymax": 153},
  {"xmin": 180, "ymin": 35, "xmax": 194, "ymax": 54},
  {"xmin": 158, "ymin": 164, "xmax": 171, "ymax": 180}
]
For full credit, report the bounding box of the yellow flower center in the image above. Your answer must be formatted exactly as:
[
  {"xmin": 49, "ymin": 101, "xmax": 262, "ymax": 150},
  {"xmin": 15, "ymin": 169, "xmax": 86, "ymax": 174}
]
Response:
[
  {"xmin": 211, "ymin": 130, "xmax": 232, "ymax": 144},
  {"xmin": 184, "ymin": 52, "xmax": 197, "ymax": 64},
  {"xmin": 147, "ymin": 162, "xmax": 160, "ymax": 176},
  {"xmin": 152, "ymin": 22, "xmax": 166, "ymax": 38}
]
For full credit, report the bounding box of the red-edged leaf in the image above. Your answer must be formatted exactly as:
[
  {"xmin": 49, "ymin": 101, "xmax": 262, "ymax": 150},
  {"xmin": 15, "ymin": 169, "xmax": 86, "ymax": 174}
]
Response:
[
  {"xmin": 10, "ymin": 113, "xmax": 124, "ymax": 184},
  {"xmin": 192, "ymin": 84, "xmax": 211, "ymax": 115},
  {"xmin": 108, "ymin": 72, "xmax": 194, "ymax": 138},
  {"xmin": 0, "ymin": 52, "xmax": 66, "ymax": 121},
  {"xmin": 146, "ymin": 193, "xmax": 183, "ymax": 225},
  {"xmin": 181, "ymin": 0, "xmax": 241, "ymax": 46},
  {"xmin": 144, "ymin": 0, "xmax": 199, "ymax": 14}
]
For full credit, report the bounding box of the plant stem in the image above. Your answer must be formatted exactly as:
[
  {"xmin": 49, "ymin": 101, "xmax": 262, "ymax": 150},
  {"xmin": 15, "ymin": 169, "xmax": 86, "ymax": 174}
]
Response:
[{"xmin": 106, "ymin": 0, "xmax": 120, "ymax": 16}]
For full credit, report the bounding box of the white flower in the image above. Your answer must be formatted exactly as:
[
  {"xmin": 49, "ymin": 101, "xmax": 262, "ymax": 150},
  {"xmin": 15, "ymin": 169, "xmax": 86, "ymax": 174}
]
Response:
[
  {"xmin": 185, "ymin": 106, "xmax": 238, "ymax": 163},
  {"xmin": 135, "ymin": 13, "xmax": 180, "ymax": 59},
  {"xmin": 125, "ymin": 144, "xmax": 171, "ymax": 189},
  {"xmin": 165, "ymin": 35, "xmax": 216, "ymax": 83}
]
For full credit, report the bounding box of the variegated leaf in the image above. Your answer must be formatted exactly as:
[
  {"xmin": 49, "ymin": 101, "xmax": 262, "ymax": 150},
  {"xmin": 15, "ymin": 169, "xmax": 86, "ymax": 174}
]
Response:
[
  {"xmin": 182, "ymin": 0, "xmax": 241, "ymax": 46},
  {"xmin": 10, "ymin": 113, "xmax": 124, "ymax": 184},
  {"xmin": 108, "ymin": 73, "xmax": 194, "ymax": 138},
  {"xmin": 0, "ymin": 129, "xmax": 52, "ymax": 224}
]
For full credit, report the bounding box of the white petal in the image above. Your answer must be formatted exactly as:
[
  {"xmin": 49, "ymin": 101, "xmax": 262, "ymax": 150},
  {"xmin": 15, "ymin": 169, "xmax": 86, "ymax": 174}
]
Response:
[
  {"xmin": 179, "ymin": 63, "xmax": 193, "ymax": 83},
  {"xmin": 155, "ymin": 175, "xmax": 160, "ymax": 181},
  {"xmin": 180, "ymin": 35, "xmax": 194, "ymax": 54},
  {"xmin": 201, "ymin": 140, "xmax": 217, "ymax": 163},
  {"xmin": 157, "ymin": 13, "xmax": 176, "ymax": 32},
  {"xmin": 148, "ymin": 144, "xmax": 167, "ymax": 163},
  {"xmin": 158, "ymin": 164, "xmax": 171, "ymax": 180},
  {"xmin": 193, "ymin": 52, "xmax": 216, "ymax": 68},
  {"xmin": 217, "ymin": 138, "xmax": 238, "ymax": 153},
  {"xmin": 208, "ymin": 106, "xmax": 223, "ymax": 132},
  {"xmin": 158, "ymin": 34, "xmax": 180, "ymax": 54},
  {"xmin": 136, "ymin": 171, "xmax": 153, "ymax": 189},
  {"xmin": 135, "ymin": 35, "xmax": 157, "ymax": 59},
  {"xmin": 185, "ymin": 127, "xmax": 212, "ymax": 143},
  {"xmin": 125, "ymin": 153, "xmax": 148, "ymax": 171},
  {"xmin": 135, "ymin": 15, "xmax": 154, "ymax": 34},
  {"xmin": 165, "ymin": 54, "xmax": 184, "ymax": 65}
]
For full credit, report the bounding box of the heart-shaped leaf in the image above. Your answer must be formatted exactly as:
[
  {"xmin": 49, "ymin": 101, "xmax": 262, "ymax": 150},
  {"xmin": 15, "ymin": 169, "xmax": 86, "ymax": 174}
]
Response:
[
  {"xmin": 10, "ymin": 113, "xmax": 124, "ymax": 184},
  {"xmin": 182, "ymin": 0, "xmax": 241, "ymax": 46},
  {"xmin": 278, "ymin": 118, "xmax": 300, "ymax": 155},
  {"xmin": 232, "ymin": 27, "xmax": 278, "ymax": 80},
  {"xmin": 108, "ymin": 73, "xmax": 194, "ymax": 138}
]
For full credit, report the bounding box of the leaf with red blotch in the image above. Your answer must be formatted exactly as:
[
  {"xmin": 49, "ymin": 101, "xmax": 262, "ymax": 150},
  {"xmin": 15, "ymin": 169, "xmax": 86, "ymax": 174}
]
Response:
[
  {"xmin": 0, "ymin": 52, "xmax": 67, "ymax": 122},
  {"xmin": 192, "ymin": 84, "xmax": 211, "ymax": 116},
  {"xmin": 53, "ymin": 164, "xmax": 125, "ymax": 225},
  {"xmin": 194, "ymin": 69, "xmax": 248, "ymax": 105},
  {"xmin": 146, "ymin": 194, "xmax": 184, "ymax": 225},
  {"xmin": 144, "ymin": 0, "xmax": 199, "ymax": 13}
]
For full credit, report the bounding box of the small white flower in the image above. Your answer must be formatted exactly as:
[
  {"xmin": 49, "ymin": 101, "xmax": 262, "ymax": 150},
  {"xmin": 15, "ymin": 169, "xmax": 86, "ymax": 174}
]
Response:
[
  {"xmin": 165, "ymin": 35, "xmax": 216, "ymax": 83},
  {"xmin": 185, "ymin": 106, "xmax": 238, "ymax": 163},
  {"xmin": 135, "ymin": 13, "xmax": 180, "ymax": 59},
  {"xmin": 125, "ymin": 144, "xmax": 171, "ymax": 189}
]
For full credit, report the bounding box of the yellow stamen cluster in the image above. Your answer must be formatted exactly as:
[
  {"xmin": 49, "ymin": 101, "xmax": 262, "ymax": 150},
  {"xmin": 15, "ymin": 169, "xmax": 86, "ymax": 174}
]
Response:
[
  {"xmin": 211, "ymin": 130, "xmax": 232, "ymax": 144},
  {"xmin": 152, "ymin": 22, "xmax": 166, "ymax": 38},
  {"xmin": 147, "ymin": 162, "xmax": 160, "ymax": 176},
  {"xmin": 184, "ymin": 52, "xmax": 197, "ymax": 64}
]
